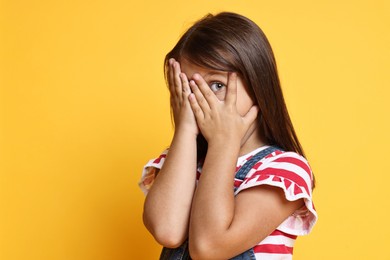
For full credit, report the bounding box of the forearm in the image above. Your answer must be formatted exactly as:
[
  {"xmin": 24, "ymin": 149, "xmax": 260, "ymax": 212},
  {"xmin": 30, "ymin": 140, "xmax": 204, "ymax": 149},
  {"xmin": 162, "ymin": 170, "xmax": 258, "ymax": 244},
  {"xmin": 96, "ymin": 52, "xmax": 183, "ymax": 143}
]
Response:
[
  {"xmin": 189, "ymin": 140, "xmax": 240, "ymax": 248},
  {"xmin": 143, "ymin": 129, "xmax": 197, "ymax": 247}
]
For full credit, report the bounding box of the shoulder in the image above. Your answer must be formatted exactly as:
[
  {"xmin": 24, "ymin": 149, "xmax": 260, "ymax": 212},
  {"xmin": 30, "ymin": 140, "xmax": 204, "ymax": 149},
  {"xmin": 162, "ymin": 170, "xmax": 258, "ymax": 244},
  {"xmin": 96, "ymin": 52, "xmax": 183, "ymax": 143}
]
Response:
[
  {"xmin": 256, "ymin": 150, "xmax": 313, "ymax": 191},
  {"xmin": 262, "ymin": 149, "xmax": 311, "ymax": 173},
  {"xmin": 236, "ymin": 150, "xmax": 318, "ymax": 235},
  {"xmin": 236, "ymin": 150, "xmax": 314, "ymax": 197}
]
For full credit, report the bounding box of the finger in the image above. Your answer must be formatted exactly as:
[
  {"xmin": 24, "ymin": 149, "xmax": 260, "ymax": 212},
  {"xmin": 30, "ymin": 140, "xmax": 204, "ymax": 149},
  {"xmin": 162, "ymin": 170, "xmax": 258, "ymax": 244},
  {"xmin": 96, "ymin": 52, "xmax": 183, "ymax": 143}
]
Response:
[
  {"xmin": 173, "ymin": 61, "xmax": 183, "ymax": 97},
  {"xmin": 168, "ymin": 58, "xmax": 177, "ymax": 96},
  {"xmin": 192, "ymin": 73, "xmax": 218, "ymax": 109},
  {"xmin": 243, "ymin": 105, "xmax": 259, "ymax": 126},
  {"xmin": 188, "ymin": 93, "xmax": 205, "ymax": 122},
  {"xmin": 189, "ymin": 79, "xmax": 211, "ymax": 113},
  {"xmin": 225, "ymin": 72, "xmax": 237, "ymax": 105},
  {"xmin": 180, "ymin": 73, "xmax": 191, "ymax": 96}
]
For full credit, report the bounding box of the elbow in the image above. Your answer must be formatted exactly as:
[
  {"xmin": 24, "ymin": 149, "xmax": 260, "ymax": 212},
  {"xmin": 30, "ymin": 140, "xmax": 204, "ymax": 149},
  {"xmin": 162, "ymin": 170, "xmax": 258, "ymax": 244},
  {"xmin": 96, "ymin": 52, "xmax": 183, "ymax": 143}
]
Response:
[
  {"xmin": 189, "ymin": 232, "xmax": 233, "ymax": 259},
  {"xmin": 143, "ymin": 212, "xmax": 187, "ymax": 248},
  {"xmin": 153, "ymin": 227, "xmax": 187, "ymax": 248},
  {"xmin": 188, "ymin": 246, "xmax": 203, "ymax": 260},
  {"xmin": 189, "ymin": 237, "xmax": 217, "ymax": 260},
  {"xmin": 155, "ymin": 232, "xmax": 187, "ymax": 249},
  {"xmin": 189, "ymin": 245, "xmax": 213, "ymax": 260}
]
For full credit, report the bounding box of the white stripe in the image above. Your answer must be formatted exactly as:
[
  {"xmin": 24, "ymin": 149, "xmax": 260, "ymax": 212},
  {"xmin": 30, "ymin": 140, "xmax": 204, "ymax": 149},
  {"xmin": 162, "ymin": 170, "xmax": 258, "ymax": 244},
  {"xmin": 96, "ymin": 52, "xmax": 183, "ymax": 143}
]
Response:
[
  {"xmin": 258, "ymin": 235, "xmax": 296, "ymax": 247},
  {"xmin": 252, "ymin": 152, "xmax": 312, "ymax": 191},
  {"xmin": 262, "ymin": 161, "xmax": 312, "ymax": 192},
  {"xmin": 254, "ymin": 252, "xmax": 292, "ymax": 260},
  {"xmin": 264, "ymin": 151, "xmax": 309, "ymax": 166}
]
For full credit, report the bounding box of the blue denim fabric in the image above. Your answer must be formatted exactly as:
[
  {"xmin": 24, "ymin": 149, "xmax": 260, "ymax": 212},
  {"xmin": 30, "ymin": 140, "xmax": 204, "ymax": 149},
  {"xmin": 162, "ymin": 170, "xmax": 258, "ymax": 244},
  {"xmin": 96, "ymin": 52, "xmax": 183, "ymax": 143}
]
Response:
[
  {"xmin": 230, "ymin": 248, "xmax": 256, "ymax": 260},
  {"xmin": 160, "ymin": 240, "xmax": 190, "ymax": 260},
  {"xmin": 159, "ymin": 146, "xmax": 281, "ymax": 260}
]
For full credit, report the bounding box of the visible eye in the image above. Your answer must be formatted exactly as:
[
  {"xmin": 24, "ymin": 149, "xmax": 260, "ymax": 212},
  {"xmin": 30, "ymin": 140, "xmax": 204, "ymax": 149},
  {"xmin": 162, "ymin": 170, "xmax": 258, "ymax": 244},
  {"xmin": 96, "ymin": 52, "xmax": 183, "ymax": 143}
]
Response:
[{"xmin": 209, "ymin": 82, "xmax": 226, "ymax": 92}]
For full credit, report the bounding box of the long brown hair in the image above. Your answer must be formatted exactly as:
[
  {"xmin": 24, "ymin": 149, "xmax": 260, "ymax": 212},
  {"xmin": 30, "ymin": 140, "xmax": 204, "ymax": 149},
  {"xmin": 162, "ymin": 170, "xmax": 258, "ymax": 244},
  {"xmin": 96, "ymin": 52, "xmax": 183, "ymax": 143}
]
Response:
[{"xmin": 164, "ymin": 12, "xmax": 312, "ymax": 183}]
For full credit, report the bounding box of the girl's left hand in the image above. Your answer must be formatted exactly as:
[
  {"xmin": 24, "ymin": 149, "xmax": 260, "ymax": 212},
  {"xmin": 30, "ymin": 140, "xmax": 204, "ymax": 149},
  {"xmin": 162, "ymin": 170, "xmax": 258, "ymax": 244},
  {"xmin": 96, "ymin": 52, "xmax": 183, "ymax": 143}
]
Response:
[{"xmin": 188, "ymin": 73, "xmax": 258, "ymax": 146}]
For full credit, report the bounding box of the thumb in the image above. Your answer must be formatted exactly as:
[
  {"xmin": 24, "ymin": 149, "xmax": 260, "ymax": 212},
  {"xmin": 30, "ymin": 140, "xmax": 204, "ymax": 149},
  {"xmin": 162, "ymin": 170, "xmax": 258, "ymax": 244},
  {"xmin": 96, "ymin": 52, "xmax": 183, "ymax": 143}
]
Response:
[{"xmin": 243, "ymin": 105, "xmax": 259, "ymax": 125}]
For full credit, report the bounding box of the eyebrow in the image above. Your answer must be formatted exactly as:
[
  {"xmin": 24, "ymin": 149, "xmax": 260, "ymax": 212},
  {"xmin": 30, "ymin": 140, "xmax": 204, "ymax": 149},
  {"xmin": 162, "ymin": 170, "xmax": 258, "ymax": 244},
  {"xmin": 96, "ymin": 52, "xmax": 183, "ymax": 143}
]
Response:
[
  {"xmin": 187, "ymin": 71, "xmax": 227, "ymax": 82},
  {"xmin": 204, "ymin": 71, "xmax": 227, "ymax": 77}
]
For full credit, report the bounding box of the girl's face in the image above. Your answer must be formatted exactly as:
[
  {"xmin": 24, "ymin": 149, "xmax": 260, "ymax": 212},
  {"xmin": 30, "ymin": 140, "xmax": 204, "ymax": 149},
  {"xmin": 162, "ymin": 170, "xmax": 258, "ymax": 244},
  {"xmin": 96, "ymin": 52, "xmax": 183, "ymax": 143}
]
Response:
[{"xmin": 180, "ymin": 59, "xmax": 255, "ymax": 117}]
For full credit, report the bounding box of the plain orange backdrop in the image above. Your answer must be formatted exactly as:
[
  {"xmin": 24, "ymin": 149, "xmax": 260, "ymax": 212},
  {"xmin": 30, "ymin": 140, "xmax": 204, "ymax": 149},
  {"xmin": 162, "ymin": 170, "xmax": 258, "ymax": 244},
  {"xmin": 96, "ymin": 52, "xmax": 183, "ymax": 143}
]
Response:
[{"xmin": 1, "ymin": 0, "xmax": 389, "ymax": 259}]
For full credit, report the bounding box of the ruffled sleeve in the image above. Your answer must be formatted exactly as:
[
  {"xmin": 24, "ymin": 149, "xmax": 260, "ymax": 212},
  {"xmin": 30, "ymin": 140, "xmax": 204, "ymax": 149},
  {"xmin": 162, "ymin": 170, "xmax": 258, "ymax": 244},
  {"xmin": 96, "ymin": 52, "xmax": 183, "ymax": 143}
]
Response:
[
  {"xmin": 138, "ymin": 150, "xmax": 168, "ymax": 195},
  {"xmin": 234, "ymin": 151, "xmax": 318, "ymax": 236}
]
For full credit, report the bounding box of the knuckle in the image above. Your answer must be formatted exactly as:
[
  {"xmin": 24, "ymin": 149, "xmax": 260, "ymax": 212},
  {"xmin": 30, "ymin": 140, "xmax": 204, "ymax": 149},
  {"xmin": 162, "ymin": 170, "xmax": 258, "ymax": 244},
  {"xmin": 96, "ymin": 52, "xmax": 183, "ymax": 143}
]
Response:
[
  {"xmin": 198, "ymin": 96, "xmax": 207, "ymax": 105},
  {"xmin": 194, "ymin": 107, "xmax": 201, "ymax": 115},
  {"xmin": 174, "ymin": 80, "xmax": 181, "ymax": 87},
  {"xmin": 204, "ymin": 90, "xmax": 213, "ymax": 98}
]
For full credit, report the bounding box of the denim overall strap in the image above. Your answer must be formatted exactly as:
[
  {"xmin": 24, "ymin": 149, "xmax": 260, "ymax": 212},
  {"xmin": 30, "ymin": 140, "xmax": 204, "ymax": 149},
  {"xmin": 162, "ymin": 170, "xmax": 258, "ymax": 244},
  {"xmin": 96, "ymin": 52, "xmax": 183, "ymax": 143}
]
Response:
[{"xmin": 234, "ymin": 146, "xmax": 280, "ymax": 191}]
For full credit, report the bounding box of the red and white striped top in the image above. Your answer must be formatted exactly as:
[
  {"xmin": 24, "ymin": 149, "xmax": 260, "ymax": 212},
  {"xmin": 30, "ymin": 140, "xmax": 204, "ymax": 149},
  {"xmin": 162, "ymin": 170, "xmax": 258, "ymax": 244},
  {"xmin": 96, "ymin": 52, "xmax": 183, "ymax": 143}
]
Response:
[{"xmin": 139, "ymin": 146, "xmax": 317, "ymax": 259}]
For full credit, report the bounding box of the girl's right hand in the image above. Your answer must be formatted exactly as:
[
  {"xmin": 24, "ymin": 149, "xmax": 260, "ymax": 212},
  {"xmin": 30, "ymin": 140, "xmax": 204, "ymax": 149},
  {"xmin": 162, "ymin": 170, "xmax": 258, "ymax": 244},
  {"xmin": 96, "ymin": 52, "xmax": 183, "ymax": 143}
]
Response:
[{"xmin": 168, "ymin": 58, "xmax": 198, "ymax": 136}]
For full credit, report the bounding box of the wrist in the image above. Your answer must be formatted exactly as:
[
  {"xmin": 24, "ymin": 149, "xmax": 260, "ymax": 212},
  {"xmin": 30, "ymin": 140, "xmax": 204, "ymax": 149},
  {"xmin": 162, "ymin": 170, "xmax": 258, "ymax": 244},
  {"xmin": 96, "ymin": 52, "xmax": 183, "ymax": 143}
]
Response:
[
  {"xmin": 207, "ymin": 138, "xmax": 241, "ymax": 154},
  {"xmin": 173, "ymin": 126, "xmax": 198, "ymax": 141}
]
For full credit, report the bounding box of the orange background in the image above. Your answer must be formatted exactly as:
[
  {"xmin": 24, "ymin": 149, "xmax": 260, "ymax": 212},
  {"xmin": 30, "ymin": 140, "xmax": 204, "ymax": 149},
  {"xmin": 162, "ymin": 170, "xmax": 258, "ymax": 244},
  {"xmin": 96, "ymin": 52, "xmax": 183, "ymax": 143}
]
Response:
[{"xmin": 1, "ymin": 0, "xmax": 389, "ymax": 259}]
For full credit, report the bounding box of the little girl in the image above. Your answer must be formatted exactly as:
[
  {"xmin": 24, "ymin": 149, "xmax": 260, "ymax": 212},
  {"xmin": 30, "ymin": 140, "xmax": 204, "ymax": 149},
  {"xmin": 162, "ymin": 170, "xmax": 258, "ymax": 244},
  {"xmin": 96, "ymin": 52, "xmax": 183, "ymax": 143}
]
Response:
[{"xmin": 140, "ymin": 12, "xmax": 317, "ymax": 259}]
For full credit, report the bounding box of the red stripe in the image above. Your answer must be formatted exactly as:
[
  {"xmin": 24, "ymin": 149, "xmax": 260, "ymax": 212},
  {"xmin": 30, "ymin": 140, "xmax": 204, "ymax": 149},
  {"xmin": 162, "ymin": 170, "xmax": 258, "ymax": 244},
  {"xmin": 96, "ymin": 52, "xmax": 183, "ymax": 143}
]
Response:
[
  {"xmin": 273, "ymin": 156, "xmax": 312, "ymax": 179},
  {"xmin": 294, "ymin": 185, "xmax": 303, "ymax": 195},
  {"xmin": 234, "ymin": 179, "xmax": 243, "ymax": 187},
  {"xmin": 253, "ymin": 161, "xmax": 264, "ymax": 170},
  {"xmin": 153, "ymin": 154, "xmax": 166, "ymax": 164},
  {"xmin": 251, "ymin": 168, "xmax": 310, "ymax": 195},
  {"xmin": 269, "ymin": 230, "xmax": 297, "ymax": 240},
  {"xmin": 272, "ymin": 176, "xmax": 282, "ymax": 182},
  {"xmin": 254, "ymin": 244, "xmax": 293, "ymax": 254},
  {"xmin": 245, "ymin": 173, "xmax": 270, "ymax": 184},
  {"xmin": 284, "ymin": 179, "xmax": 292, "ymax": 189}
]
